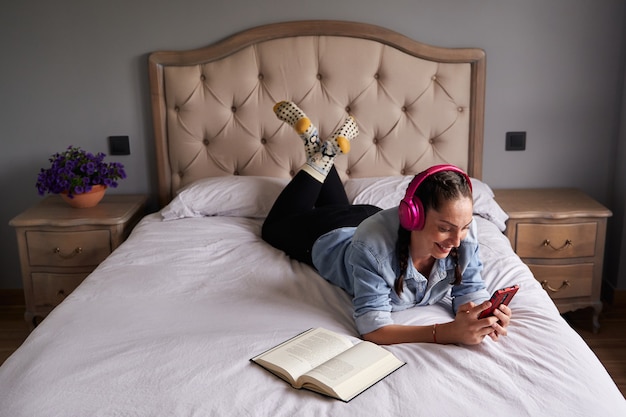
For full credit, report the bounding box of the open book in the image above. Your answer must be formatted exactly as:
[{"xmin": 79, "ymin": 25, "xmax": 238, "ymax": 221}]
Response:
[{"xmin": 250, "ymin": 327, "xmax": 405, "ymax": 402}]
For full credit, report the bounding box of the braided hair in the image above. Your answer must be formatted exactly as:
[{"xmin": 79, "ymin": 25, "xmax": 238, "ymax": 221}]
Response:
[{"xmin": 394, "ymin": 170, "xmax": 472, "ymax": 295}]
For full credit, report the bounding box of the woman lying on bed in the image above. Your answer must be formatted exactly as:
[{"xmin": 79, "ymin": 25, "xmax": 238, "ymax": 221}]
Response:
[{"xmin": 262, "ymin": 101, "xmax": 512, "ymax": 346}]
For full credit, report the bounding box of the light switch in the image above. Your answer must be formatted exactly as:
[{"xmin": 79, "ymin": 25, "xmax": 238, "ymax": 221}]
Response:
[
  {"xmin": 108, "ymin": 136, "xmax": 130, "ymax": 155},
  {"xmin": 506, "ymin": 132, "xmax": 526, "ymax": 151}
]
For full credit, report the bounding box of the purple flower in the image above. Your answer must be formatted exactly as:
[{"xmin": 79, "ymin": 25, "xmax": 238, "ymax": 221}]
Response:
[{"xmin": 35, "ymin": 145, "xmax": 126, "ymax": 196}]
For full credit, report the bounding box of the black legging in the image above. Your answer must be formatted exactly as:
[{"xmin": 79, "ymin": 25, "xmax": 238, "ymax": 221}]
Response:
[{"xmin": 262, "ymin": 167, "xmax": 382, "ymax": 266}]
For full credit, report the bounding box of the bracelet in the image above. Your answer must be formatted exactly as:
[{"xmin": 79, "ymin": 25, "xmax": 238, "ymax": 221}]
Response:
[{"xmin": 432, "ymin": 323, "xmax": 438, "ymax": 344}]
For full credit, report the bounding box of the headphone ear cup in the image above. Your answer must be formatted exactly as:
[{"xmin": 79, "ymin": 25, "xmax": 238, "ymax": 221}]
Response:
[
  {"xmin": 412, "ymin": 197, "xmax": 425, "ymax": 230},
  {"xmin": 398, "ymin": 196, "xmax": 425, "ymax": 230},
  {"xmin": 398, "ymin": 199, "xmax": 411, "ymax": 230}
]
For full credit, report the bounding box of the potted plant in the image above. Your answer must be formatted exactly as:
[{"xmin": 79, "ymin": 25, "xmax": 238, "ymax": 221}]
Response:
[{"xmin": 35, "ymin": 145, "xmax": 127, "ymax": 208}]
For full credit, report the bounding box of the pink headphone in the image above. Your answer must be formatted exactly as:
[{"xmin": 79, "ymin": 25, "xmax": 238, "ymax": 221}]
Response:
[{"xmin": 398, "ymin": 164, "xmax": 472, "ymax": 231}]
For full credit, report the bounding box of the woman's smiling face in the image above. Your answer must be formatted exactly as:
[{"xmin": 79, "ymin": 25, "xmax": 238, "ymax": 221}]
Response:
[{"xmin": 411, "ymin": 196, "xmax": 474, "ymax": 260}]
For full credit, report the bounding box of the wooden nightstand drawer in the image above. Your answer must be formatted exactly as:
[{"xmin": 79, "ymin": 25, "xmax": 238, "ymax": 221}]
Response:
[
  {"xmin": 26, "ymin": 230, "xmax": 112, "ymax": 267},
  {"xmin": 515, "ymin": 222, "xmax": 597, "ymax": 259},
  {"xmin": 527, "ymin": 263, "xmax": 594, "ymax": 299},
  {"xmin": 31, "ymin": 272, "xmax": 89, "ymax": 308}
]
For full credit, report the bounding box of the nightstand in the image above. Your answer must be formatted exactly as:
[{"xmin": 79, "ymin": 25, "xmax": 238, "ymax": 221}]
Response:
[
  {"xmin": 9, "ymin": 194, "xmax": 147, "ymax": 329},
  {"xmin": 493, "ymin": 188, "xmax": 612, "ymax": 332}
]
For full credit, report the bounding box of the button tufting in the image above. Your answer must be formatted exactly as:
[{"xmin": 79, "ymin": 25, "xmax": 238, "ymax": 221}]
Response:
[
  {"xmin": 289, "ymin": 169, "xmax": 296, "ymax": 177},
  {"xmin": 258, "ymin": 73, "xmax": 264, "ymax": 80},
  {"xmin": 400, "ymin": 169, "xmax": 406, "ymax": 175},
  {"xmin": 260, "ymin": 138, "xmax": 267, "ymax": 144},
  {"xmin": 316, "ymin": 74, "xmax": 322, "ymax": 80},
  {"xmin": 374, "ymin": 73, "xmax": 380, "ymax": 79},
  {"xmin": 373, "ymin": 138, "xmax": 379, "ymax": 144},
  {"xmin": 345, "ymin": 169, "xmax": 351, "ymax": 176},
  {"xmin": 345, "ymin": 106, "xmax": 351, "ymax": 113},
  {"xmin": 174, "ymin": 106, "xmax": 180, "ymax": 112},
  {"xmin": 231, "ymin": 106, "xmax": 237, "ymax": 113},
  {"xmin": 429, "ymin": 138, "xmax": 435, "ymax": 144},
  {"xmin": 401, "ymin": 106, "xmax": 407, "ymax": 112},
  {"xmin": 431, "ymin": 75, "xmax": 437, "ymax": 81},
  {"xmin": 457, "ymin": 107, "xmax": 464, "ymax": 112},
  {"xmin": 203, "ymin": 138, "xmax": 210, "ymax": 146},
  {"xmin": 178, "ymin": 171, "xmax": 184, "ymax": 178},
  {"xmin": 200, "ymin": 74, "xmax": 206, "ymax": 81},
  {"xmin": 233, "ymin": 171, "xmax": 240, "ymax": 176}
]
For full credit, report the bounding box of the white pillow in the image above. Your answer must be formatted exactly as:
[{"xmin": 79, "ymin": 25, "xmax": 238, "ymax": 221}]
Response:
[
  {"xmin": 344, "ymin": 176, "xmax": 509, "ymax": 232},
  {"xmin": 344, "ymin": 176, "xmax": 413, "ymax": 209},
  {"xmin": 160, "ymin": 176, "xmax": 289, "ymax": 220},
  {"xmin": 160, "ymin": 174, "xmax": 508, "ymax": 232}
]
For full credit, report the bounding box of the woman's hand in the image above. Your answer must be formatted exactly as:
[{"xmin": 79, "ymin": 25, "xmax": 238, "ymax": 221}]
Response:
[
  {"xmin": 440, "ymin": 301, "xmax": 512, "ymax": 345},
  {"xmin": 488, "ymin": 302, "xmax": 512, "ymax": 341}
]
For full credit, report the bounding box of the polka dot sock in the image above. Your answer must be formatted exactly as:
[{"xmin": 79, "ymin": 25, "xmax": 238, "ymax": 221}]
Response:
[
  {"xmin": 302, "ymin": 115, "xmax": 359, "ymax": 182},
  {"xmin": 325, "ymin": 115, "xmax": 358, "ymax": 156},
  {"xmin": 273, "ymin": 101, "xmax": 320, "ymax": 158}
]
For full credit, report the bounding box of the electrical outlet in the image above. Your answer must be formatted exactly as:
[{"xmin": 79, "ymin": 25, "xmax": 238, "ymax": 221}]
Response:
[
  {"xmin": 505, "ymin": 131, "xmax": 526, "ymax": 151},
  {"xmin": 108, "ymin": 136, "xmax": 130, "ymax": 155}
]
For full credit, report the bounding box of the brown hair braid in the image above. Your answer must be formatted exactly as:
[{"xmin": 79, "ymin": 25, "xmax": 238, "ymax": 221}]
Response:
[
  {"xmin": 394, "ymin": 226, "xmax": 411, "ymax": 294},
  {"xmin": 394, "ymin": 170, "xmax": 472, "ymax": 294}
]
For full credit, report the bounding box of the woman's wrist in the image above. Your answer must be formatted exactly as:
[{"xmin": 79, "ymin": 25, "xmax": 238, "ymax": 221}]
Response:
[{"xmin": 432, "ymin": 322, "xmax": 454, "ymax": 344}]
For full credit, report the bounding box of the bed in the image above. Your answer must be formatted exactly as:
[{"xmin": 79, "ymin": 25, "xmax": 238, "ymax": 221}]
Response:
[{"xmin": 1, "ymin": 20, "xmax": 624, "ymax": 416}]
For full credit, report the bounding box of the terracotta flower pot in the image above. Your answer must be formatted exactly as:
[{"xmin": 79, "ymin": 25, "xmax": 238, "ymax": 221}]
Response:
[{"xmin": 61, "ymin": 185, "xmax": 107, "ymax": 208}]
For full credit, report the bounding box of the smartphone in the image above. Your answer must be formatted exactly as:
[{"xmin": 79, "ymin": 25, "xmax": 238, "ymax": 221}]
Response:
[{"xmin": 477, "ymin": 285, "xmax": 519, "ymax": 319}]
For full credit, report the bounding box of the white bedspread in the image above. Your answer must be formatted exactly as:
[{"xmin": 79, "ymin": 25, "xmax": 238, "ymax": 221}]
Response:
[{"xmin": 1, "ymin": 213, "xmax": 624, "ymax": 416}]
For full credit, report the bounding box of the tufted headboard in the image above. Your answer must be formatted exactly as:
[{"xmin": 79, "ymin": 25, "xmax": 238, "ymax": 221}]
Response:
[{"xmin": 148, "ymin": 20, "xmax": 486, "ymax": 207}]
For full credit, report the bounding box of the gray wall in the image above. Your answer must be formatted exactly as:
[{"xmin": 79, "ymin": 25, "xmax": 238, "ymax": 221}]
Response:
[{"xmin": 1, "ymin": 0, "xmax": 625, "ymax": 290}]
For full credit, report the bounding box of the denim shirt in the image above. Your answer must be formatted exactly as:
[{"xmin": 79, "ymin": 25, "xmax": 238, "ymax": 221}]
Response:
[{"xmin": 311, "ymin": 208, "xmax": 490, "ymax": 335}]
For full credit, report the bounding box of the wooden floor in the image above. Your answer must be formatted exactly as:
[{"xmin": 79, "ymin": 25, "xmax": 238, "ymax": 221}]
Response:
[
  {"xmin": 1, "ymin": 295, "xmax": 625, "ymax": 398},
  {"xmin": 563, "ymin": 291, "xmax": 626, "ymax": 398},
  {"xmin": 0, "ymin": 305, "xmax": 30, "ymax": 367}
]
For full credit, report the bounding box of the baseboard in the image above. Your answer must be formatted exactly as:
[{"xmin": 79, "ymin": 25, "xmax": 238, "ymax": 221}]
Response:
[{"xmin": 0, "ymin": 289, "xmax": 25, "ymax": 307}]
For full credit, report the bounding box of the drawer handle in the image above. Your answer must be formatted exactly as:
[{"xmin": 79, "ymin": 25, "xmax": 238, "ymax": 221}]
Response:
[
  {"xmin": 541, "ymin": 280, "xmax": 570, "ymax": 292},
  {"xmin": 53, "ymin": 247, "xmax": 83, "ymax": 259},
  {"xmin": 542, "ymin": 239, "xmax": 572, "ymax": 251}
]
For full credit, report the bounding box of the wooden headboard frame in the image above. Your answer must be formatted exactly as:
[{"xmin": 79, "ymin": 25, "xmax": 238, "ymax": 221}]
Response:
[{"xmin": 148, "ymin": 20, "xmax": 485, "ymax": 207}]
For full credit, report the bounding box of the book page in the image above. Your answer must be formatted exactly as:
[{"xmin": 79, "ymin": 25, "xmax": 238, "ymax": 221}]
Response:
[
  {"xmin": 299, "ymin": 341, "xmax": 405, "ymax": 401},
  {"xmin": 252, "ymin": 328, "xmax": 354, "ymax": 385}
]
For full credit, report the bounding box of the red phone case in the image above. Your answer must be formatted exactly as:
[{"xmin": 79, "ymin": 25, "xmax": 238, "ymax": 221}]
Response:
[{"xmin": 477, "ymin": 285, "xmax": 519, "ymax": 319}]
